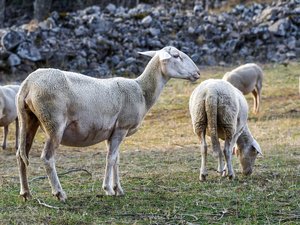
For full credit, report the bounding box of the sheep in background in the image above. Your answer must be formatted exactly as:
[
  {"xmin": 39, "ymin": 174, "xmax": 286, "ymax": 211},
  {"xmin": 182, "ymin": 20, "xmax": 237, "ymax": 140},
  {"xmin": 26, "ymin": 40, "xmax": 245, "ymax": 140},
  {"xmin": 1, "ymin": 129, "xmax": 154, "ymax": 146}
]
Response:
[
  {"xmin": 223, "ymin": 63, "xmax": 263, "ymax": 114},
  {"xmin": 189, "ymin": 79, "xmax": 262, "ymax": 181},
  {"xmin": 16, "ymin": 46, "xmax": 200, "ymax": 201},
  {"xmin": 0, "ymin": 84, "xmax": 20, "ymax": 150}
]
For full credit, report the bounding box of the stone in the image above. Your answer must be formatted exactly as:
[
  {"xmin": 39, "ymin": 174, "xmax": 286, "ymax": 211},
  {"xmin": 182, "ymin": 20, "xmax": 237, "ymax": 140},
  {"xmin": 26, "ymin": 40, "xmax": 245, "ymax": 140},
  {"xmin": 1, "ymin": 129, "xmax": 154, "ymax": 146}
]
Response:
[
  {"xmin": 125, "ymin": 57, "xmax": 136, "ymax": 65},
  {"xmin": 88, "ymin": 18, "xmax": 112, "ymax": 34},
  {"xmin": 111, "ymin": 55, "xmax": 120, "ymax": 66},
  {"xmin": 8, "ymin": 53, "xmax": 21, "ymax": 66},
  {"xmin": 0, "ymin": 48, "xmax": 9, "ymax": 59},
  {"xmin": 1, "ymin": 30, "xmax": 23, "ymax": 50},
  {"xmin": 286, "ymin": 51, "xmax": 296, "ymax": 59},
  {"xmin": 149, "ymin": 27, "xmax": 160, "ymax": 37},
  {"xmin": 191, "ymin": 53, "xmax": 201, "ymax": 64},
  {"xmin": 286, "ymin": 36, "xmax": 296, "ymax": 49},
  {"xmin": 202, "ymin": 55, "xmax": 217, "ymax": 66},
  {"xmin": 269, "ymin": 18, "xmax": 290, "ymax": 36},
  {"xmin": 17, "ymin": 42, "xmax": 42, "ymax": 61},
  {"xmin": 39, "ymin": 17, "xmax": 56, "ymax": 30},
  {"xmin": 74, "ymin": 25, "xmax": 89, "ymax": 37},
  {"xmin": 193, "ymin": 4, "xmax": 203, "ymax": 15},
  {"xmin": 105, "ymin": 3, "xmax": 117, "ymax": 14},
  {"xmin": 141, "ymin": 15, "xmax": 152, "ymax": 27}
]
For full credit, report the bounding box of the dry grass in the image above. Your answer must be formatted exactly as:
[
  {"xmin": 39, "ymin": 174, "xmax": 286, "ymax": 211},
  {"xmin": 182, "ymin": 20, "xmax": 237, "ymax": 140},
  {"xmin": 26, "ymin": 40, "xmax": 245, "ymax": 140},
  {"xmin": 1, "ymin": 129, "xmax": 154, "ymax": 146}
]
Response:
[{"xmin": 0, "ymin": 62, "xmax": 300, "ymax": 224}]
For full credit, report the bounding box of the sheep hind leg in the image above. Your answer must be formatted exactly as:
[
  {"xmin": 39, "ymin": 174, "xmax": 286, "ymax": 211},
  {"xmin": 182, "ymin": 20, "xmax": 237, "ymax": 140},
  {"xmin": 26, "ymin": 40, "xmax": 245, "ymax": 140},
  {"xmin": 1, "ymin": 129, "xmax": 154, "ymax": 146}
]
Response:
[
  {"xmin": 103, "ymin": 129, "xmax": 127, "ymax": 196},
  {"xmin": 209, "ymin": 132, "xmax": 224, "ymax": 175},
  {"xmin": 15, "ymin": 118, "xmax": 19, "ymax": 150},
  {"xmin": 252, "ymin": 89, "xmax": 259, "ymax": 114},
  {"xmin": 199, "ymin": 129, "xmax": 208, "ymax": 181},
  {"xmin": 2, "ymin": 125, "xmax": 8, "ymax": 149},
  {"xmin": 41, "ymin": 136, "xmax": 66, "ymax": 202},
  {"xmin": 16, "ymin": 113, "xmax": 39, "ymax": 201}
]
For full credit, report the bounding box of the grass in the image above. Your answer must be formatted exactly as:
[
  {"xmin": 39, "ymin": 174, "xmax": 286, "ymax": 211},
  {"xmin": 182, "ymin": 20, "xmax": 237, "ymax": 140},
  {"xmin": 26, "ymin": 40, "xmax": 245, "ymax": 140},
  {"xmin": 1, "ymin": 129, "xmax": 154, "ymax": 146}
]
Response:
[{"xmin": 0, "ymin": 62, "xmax": 300, "ymax": 224}]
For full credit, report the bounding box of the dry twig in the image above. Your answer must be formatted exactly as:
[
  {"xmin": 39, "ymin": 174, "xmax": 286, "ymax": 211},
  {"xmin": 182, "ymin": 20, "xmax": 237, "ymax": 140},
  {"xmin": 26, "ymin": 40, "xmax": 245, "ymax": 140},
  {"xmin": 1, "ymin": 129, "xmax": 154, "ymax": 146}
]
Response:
[
  {"xmin": 36, "ymin": 198, "xmax": 60, "ymax": 210},
  {"xmin": 30, "ymin": 168, "xmax": 92, "ymax": 182}
]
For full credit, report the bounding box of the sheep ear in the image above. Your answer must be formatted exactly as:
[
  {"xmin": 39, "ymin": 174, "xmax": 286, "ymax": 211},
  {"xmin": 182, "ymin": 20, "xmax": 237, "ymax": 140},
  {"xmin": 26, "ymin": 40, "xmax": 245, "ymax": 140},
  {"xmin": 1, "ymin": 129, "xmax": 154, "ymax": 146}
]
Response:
[
  {"xmin": 232, "ymin": 144, "xmax": 238, "ymax": 156},
  {"xmin": 158, "ymin": 50, "xmax": 172, "ymax": 61},
  {"xmin": 252, "ymin": 139, "xmax": 263, "ymax": 156},
  {"xmin": 138, "ymin": 50, "xmax": 157, "ymax": 58},
  {"xmin": 232, "ymin": 146, "xmax": 236, "ymax": 155}
]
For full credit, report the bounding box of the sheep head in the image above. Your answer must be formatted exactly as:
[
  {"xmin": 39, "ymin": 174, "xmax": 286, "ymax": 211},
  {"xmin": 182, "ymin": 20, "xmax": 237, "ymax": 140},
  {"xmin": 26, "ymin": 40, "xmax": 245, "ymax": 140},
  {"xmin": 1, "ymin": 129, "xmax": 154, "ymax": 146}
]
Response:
[
  {"xmin": 138, "ymin": 46, "xmax": 200, "ymax": 82},
  {"xmin": 236, "ymin": 139, "xmax": 262, "ymax": 176}
]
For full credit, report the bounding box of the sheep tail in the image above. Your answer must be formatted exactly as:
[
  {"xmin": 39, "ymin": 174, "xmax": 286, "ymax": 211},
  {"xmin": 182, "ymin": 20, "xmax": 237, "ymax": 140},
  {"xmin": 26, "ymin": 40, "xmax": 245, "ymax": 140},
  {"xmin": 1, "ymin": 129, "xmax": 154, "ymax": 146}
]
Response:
[{"xmin": 205, "ymin": 95, "xmax": 221, "ymax": 157}]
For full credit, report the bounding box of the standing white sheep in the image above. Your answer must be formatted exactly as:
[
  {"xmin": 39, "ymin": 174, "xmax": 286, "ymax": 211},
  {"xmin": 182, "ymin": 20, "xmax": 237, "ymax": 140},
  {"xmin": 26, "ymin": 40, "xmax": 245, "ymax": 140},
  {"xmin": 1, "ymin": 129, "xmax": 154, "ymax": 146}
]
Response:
[
  {"xmin": 189, "ymin": 79, "xmax": 262, "ymax": 181},
  {"xmin": 0, "ymin": 84, "xmax": 20, "ymax": 150},
  {"xmin": 16, "ymin": 46, "xmax": 200, "ymax": 201},
  {"xmin": 222, "ymin": 63, "xmax": 263, "ymax": 114}
]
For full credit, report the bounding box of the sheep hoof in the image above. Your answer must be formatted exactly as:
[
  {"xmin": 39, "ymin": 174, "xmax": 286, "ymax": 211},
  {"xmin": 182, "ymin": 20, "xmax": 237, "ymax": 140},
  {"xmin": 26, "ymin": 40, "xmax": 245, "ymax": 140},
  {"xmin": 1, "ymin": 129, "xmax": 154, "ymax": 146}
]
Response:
[
  {"xmin": 20, "ymin": 191, "xmax": 32, "ymax": 201},
  {"xmin": 113, "ymin": 186, "xmax": 124, "ymax": 196},
  {"xmin": 115, "ymin": 190, "xmax": 125, "ymax": 196},
  {"xmin": 105, "ymin": 190, "xmax": 116, "ymax": 196},
  {"xmin": 200, "ymin": 174, "xmax": 208, "ymax": 181},
  {"xmin": 103, "ymin": 185, "xmax": 115, "ymax": 196},
  {"xmin": 54, "ymin": 191, "xmax": 67, "ymax": 202},
  {"xmin": 228, "ymin": 174, "xmax": 235, "ymax": 180},
  {"xmin": 221, "ymin": 170, "xmax": 227, "ymax": 177}
]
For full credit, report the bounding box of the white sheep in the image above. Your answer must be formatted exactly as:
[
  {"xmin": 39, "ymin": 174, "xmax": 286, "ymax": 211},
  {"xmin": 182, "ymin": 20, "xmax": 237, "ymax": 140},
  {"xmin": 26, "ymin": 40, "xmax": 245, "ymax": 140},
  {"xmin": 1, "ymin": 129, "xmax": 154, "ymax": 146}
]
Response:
[
  {"xmin": 189, "ymin": 79, "xmax": 262, "ymax": 181},
  {"xmin": 0, "ymin": 84, "xmax": 20, "ymax": 150},
  {"xmin": 222, "ymin": 63, "xmax": 263, "ymax": 114},
  {"xmin": 16, "ymin": 46, "xmax": 200, "ymax": 201}
]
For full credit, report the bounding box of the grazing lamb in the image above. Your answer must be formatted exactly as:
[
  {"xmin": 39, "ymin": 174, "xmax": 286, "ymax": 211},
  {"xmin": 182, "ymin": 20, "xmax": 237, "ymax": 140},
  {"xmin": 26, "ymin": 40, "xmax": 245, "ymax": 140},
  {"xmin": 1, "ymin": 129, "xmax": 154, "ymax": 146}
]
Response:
[
  {"xmin": 0, "ymin": 84, "xmax": 20, "ymax": 150},
  {"xmin": 189, "ymin": 79, "xmax": 262, "ymax": 181},
  {"xmin": 222, "ymin": 63, "xmax": 263, "ymax": 114},
  {"xmin": 16, "ymin": 46, "xmax": 200, "ymax": 201}
]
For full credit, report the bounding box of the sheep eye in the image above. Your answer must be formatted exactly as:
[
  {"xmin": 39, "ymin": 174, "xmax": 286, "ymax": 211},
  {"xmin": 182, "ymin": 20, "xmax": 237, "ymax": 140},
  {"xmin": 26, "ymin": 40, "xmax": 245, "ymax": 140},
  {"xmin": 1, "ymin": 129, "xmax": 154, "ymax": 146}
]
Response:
[{"xmin": 173, "ymin": 54, "xmax": 180, "ymax": 59}]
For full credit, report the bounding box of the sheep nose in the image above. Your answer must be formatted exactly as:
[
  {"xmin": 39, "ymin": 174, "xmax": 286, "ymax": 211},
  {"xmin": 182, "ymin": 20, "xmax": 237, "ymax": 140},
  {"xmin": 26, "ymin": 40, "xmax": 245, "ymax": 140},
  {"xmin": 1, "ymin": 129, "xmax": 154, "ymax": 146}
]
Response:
[{"xmin": 194, "ymin": 70, "xmax": 200, "ymax": 79}]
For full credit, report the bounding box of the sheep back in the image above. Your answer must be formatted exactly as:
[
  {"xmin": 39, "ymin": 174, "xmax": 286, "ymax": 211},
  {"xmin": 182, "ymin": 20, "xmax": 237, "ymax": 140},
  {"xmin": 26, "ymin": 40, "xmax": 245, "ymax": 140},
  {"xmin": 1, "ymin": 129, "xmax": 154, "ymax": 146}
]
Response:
[
  {"xmin": 18, "ymin": 68, "xmax": 147, "ymax": 146},
  {"xmin": 189, "ymin": 79, "xmax": 248, "ymax": 140},
  {"xmin": 222, "ymin": 63, "xmax": 263, "ymax": 95}
]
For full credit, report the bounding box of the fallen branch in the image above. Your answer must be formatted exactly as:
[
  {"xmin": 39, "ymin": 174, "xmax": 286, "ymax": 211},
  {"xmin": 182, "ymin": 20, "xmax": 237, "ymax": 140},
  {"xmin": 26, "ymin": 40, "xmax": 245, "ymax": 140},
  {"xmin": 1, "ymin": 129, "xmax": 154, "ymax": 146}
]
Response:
[
  {"xmin": 181, "ymin": 213, "xmax": 199, "ymax": 221},
  {"xmin": 36, "ymin": 198, "xmax": 60, "ymax": 210},
  {"xmin": 30, "ymin": 168, "xmax": 92, "ymax": 182}
]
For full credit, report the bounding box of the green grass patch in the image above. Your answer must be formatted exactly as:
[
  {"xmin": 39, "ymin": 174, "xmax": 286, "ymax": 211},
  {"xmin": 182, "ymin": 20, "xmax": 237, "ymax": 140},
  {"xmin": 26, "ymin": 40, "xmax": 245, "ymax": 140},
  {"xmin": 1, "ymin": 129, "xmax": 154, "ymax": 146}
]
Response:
[{"xmin": 1, "ymin": 62, "xmax": 300, "ymax": 224}]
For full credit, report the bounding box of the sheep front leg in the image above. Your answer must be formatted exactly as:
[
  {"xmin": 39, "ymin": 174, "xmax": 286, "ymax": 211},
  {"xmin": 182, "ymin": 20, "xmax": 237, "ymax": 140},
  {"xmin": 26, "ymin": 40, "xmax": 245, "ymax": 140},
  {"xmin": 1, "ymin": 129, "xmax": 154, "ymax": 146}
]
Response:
[
  {"xmin": 252, "ymin": 89, "xmax": 260, "ymax": 114},
  {"xmin": 222, "ymin": 139, "xmax": 236, "ymax": 179},
  {"xmin": 103, "ymin": 129, "xmax": 127, "ymax": 196},
  {"xmin": 41, "ymin": 139, "xmax": 66, "ymax": 202},
  {"xmin": 2, "ymin": 125, "xmax": 8, "ymax": 149}
]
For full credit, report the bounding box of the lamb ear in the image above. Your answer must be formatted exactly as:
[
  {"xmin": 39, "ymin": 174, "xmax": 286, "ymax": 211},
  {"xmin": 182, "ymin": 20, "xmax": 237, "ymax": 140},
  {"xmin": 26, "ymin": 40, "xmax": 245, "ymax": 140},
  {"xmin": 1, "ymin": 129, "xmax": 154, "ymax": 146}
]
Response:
[
  {"xmin": 138, "ymin": 50, "xmax": 157, "ymax": 58},
  {"xmin": 252, "ymin": 139, "xmax": 263, "ymax": 156}
]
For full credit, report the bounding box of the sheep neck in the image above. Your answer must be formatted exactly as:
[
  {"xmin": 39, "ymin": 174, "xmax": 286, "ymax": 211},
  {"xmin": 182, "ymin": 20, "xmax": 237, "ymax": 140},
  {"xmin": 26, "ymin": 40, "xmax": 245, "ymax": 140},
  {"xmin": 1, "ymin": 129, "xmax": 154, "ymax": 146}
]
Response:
[
  {"xmin": 136, "ymin": 56, "xmax": 169, "ymax": 111},
  {"xmin": 236, "ymin": 125, "xmax": 253, "ymax": 149}
]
